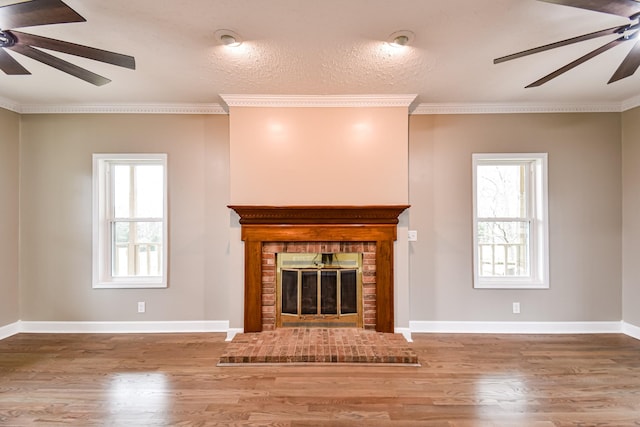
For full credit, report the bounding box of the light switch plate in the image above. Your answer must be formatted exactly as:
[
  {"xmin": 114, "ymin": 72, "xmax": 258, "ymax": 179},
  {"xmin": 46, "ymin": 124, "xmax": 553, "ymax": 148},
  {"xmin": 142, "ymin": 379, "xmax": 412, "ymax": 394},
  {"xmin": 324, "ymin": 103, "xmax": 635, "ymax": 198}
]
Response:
[{"xmin": 512, "ymin": 302, "xmax": 520, "ymax": 314}]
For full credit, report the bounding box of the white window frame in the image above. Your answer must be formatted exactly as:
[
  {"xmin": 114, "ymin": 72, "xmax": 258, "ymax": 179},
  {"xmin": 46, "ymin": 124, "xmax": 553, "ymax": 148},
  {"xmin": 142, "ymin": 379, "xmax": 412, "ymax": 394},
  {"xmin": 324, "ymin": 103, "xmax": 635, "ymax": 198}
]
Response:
[
  {"xmin": 92, "ymin": 153, "xmax": 168, "ymax": 289},
  {"xmin": 472, "ymin": 153, "xmax": 549, "ymax": 289}
]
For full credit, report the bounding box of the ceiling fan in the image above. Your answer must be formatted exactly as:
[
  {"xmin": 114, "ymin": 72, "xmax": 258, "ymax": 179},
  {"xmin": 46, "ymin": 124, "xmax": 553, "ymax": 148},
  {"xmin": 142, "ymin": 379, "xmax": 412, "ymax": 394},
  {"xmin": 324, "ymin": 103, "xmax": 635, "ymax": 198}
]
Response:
[
  {"xmin": 495, "ymin": 0, "xmax": 640, "ymax": 87},
  {"xmin": 0, "ymin": 0, "xmax": 135, "ymax": 86}
]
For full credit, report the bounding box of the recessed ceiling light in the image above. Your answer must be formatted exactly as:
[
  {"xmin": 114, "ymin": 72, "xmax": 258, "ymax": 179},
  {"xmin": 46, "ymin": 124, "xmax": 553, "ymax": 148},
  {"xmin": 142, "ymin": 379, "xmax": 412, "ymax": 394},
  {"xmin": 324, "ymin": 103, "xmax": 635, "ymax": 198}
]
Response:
[
  {"xmin": 387, "ymin": 30, "xmax": 414, "ymax": 48},
  {"xmin": 215, "ymin": 29, "xmax": 242, "ymax": 47}
]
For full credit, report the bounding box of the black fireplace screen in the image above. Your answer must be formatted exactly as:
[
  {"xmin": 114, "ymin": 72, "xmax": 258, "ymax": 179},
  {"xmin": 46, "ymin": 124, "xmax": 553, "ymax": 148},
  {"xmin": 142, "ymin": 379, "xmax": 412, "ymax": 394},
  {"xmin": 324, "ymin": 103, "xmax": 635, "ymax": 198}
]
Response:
[{"xmin": 281, "ymin": 269, "xmax": 358, "ymax": 318}]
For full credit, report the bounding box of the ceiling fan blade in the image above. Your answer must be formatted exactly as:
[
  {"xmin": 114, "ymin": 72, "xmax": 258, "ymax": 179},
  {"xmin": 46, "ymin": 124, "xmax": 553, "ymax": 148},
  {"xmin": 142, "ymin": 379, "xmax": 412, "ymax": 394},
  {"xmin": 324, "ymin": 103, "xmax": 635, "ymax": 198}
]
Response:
[
  {"xmin": 538, "ymin": 0, "xmax": 640, "ymax": 18},
  {"xmin": 11, "ymin": 31, "xmax": 135, "ymax": 69},
  {"xmin": 526, "ymin": 35, "xmax": 628, "ymax": 87},
  {"xmin": 0, "ymin": 0, "xmax": 85, "ymax": 30},
  {"xmin": 6, "ymin": 43, "xmax": 110, "ymax": 85},
  {"xmin": 609, "ymin": 38, "xmax": 640, "ymax": 82},
  {"xmin": 494, "ymin": 25, "xmax": 628, "ymax": 64},
  {"xmin": 0, "ymin": 47, "xmax": 29, "ymax": 74}
]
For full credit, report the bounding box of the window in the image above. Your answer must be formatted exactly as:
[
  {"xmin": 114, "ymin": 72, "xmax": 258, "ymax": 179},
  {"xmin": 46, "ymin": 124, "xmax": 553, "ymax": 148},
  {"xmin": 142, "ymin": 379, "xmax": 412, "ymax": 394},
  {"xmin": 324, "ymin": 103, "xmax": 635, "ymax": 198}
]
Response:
[
  {"xmin": 472, "ymin": 153, "xmax": 548, "ymax": 289},
  {"xmin": 93, "ymin": 154, "xmax": 168, "ymax": 288}
]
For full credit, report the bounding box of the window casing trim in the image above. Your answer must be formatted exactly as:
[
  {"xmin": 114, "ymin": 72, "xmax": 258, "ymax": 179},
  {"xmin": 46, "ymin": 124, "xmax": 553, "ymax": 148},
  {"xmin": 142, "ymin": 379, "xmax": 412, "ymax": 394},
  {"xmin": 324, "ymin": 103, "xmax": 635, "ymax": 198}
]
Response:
[
  {"xmin": 92, "ymin": 153, "xmax": 168, "ymax": 289},
  {"xmin": 472, "ymin": 153, "xmax": 549, "ymax": 289}
]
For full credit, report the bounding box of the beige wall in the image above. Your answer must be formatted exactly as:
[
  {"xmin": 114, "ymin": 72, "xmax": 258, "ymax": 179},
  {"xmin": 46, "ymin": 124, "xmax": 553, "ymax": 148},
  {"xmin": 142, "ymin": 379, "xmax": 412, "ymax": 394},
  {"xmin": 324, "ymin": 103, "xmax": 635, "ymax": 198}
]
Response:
[
  {"xmin": 7, "ymin": 109, "xmax": 632, "ymax": 329},
  {"xmin": 409, "ymin": 113, "xmax": 622, "ymax": 321},
  {"xmin": 622, "ymin": 107, "xmax": 640, "ymax": 327},
  {"xmin": 19, "ymin": 114, "xmax": 231, "ymax": 321},
  {"xmin": 0, "ymin": 108, "xmax": 20, "ymax": 327},
  {"xmin": 229, "ymin": 107, "xmax": 409, "ymax": 205}
]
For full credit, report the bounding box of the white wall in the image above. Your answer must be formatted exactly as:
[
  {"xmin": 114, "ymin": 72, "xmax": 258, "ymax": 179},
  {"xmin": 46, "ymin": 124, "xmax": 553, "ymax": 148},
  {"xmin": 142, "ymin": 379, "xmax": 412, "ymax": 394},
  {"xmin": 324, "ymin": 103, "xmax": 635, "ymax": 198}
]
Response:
[{"xmin": 0, "ymin": 108, "xmax": 20, "ymax": 327}]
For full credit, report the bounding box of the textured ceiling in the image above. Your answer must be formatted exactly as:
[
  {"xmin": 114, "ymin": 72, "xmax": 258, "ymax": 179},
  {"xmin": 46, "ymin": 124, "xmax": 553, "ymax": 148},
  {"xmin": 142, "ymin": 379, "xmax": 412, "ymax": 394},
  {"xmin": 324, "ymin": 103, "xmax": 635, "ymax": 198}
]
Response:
[{"xmin": 2, "ymin": 0, "xmax": 640, "ymax": 110}]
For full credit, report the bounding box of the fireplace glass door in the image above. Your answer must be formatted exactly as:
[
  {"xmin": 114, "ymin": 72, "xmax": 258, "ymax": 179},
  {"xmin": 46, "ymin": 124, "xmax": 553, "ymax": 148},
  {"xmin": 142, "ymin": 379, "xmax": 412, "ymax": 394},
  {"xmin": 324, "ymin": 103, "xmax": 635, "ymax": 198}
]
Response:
[{"xmin": 277, "ymin": 253, "xmax": 362, "ymax": 328}]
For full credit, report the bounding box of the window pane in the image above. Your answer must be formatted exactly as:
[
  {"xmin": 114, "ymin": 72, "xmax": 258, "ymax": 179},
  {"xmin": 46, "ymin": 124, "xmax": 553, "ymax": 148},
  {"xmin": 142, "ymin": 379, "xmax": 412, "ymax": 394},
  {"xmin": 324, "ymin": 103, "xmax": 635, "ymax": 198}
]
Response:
[
  {"xmin": 113, "ymin": 245, "xmax": 129, "ymax": 277},
  {"xmin": 134, "ymin": 165, "xmax": 164, "ymax": 218},
  {"xmin": 136, "ymin": 221, "xmax": 162, "ymax": 244},
  {"xmin": 478, "ymin": 221, "xmax": 529, "ymax": 277},
  {"xmin": 112, "ymin": 222, "xmax": 130, "ymax": 277},
  {"xmin": 111, "ymin": 221, "xmax": 162, "ymax": 277},
  {"xmin": 114, "ymin": 221, "xmax": 130, "ymax": 244},
  {"xmin": 135, "ymin": 222, "xmax": 162, "ymax": 276},
  {"xmin": 113, "ymin": 165, "xmax": 131, "ymax": 218},
  {"xmin": 477, "ymin": 164, "xmax": 526, "ymax": 218}
]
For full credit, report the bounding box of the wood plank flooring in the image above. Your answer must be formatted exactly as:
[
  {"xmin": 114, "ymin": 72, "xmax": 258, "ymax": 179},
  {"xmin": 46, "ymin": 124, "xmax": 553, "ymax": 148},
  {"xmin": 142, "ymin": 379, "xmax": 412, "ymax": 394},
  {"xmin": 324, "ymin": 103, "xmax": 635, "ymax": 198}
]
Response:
[{"xmin": 1, "ymin": 332, "xmax": 640, "ymax": 426}]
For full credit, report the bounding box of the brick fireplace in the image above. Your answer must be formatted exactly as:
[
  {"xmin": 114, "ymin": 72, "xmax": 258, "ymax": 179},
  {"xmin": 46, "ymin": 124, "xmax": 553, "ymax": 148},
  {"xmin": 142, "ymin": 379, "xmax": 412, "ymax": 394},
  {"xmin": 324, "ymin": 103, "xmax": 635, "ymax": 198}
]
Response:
[
  {"xmin": 228, "ymin": 205, "xmax": 409, "ymax": 333},
  {"xmin": 265, "ymin": 243, "xmax": 373, "ymax": 330}
]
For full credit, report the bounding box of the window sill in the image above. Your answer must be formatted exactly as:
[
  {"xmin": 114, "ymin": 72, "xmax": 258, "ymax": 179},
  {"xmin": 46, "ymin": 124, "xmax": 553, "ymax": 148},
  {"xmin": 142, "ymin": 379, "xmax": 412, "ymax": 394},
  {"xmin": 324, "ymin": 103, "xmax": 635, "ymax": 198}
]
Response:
[
  {"xmin": 93, "ymin": 280, "xmax": 167, "ymax": 289},
  {"xmin": 474, "ymin": 280, "xmax": 548, "ymax": 290}
]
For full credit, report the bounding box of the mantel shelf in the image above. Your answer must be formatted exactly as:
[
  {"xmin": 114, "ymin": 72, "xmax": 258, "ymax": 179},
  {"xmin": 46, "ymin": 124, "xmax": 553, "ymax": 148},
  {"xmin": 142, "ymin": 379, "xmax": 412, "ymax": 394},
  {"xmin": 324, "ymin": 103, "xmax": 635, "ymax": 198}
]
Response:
[{"xmin": 228, "ymin": 205, "xmax": 410, "ymax": 225}]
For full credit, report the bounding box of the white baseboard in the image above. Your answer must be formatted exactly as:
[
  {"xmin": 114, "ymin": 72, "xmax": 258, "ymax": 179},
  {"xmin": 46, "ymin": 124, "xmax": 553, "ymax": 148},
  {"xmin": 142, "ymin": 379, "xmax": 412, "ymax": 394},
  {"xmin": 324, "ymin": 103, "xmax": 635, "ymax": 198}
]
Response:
[
  {"xmin": 394, "ymin": 327, "xmax": 413, "ymax": 342},
  {"xmin": 1, "ymin": 320, "xmax": 243, "ymax": 342},
  {"xmin": 3, "ymin": 320, "xmax": 637, "ymax": 342},
  {"xmin": 226, "ymin": 328, "xmax": 244, "ymax": 341},
  {"xmin": 18, "ymin": 320, "xmax": 232, "ymax": 334},
  {"xmin": 622, "ymin": 321, "xmax": 640, "ymax": 340},
  {"xmin": 409, "ymin": 320, "xmax": 623, "ymax": 334},
  {"xmin": 14, "ymin": 320, "xmax": 230, "ymax": 342},
  {"xmin": 0, "ymin": 321, "xmax": 20, "ymax": 340}
]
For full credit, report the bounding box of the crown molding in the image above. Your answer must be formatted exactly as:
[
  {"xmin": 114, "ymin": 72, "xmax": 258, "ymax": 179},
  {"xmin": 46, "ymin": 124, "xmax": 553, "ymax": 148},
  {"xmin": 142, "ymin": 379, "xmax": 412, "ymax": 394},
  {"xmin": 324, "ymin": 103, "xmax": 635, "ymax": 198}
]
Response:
[
  {"xmin": 411, "ymin": 102, "xmax": 623, "ymax": 115},
  {"xmin": 2, "ymin": 98, "xmax": 640, "ymax": 115},
  {"xmin": 621, "ymin": 94, "xmax": 640, "ymax": 112},
  {"xmin": 220, "ymin": 94, "xmax": 418, "ymax": 108},
  {"xmin": 15, "ymin": 103, "xmax": 228, "ymax": 115},
  {"xmin": 0, "ymin": 96, "xmax": 20, "ymax": 113}
]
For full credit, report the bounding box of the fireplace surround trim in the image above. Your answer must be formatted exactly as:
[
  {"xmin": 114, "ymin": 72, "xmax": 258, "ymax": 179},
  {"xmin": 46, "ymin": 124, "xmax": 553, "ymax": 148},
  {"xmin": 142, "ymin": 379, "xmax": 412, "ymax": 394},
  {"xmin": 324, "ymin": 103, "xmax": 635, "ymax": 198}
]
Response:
[{"xmin": 228, "ymin": 205, "xmax": 410, "ymax": 333}]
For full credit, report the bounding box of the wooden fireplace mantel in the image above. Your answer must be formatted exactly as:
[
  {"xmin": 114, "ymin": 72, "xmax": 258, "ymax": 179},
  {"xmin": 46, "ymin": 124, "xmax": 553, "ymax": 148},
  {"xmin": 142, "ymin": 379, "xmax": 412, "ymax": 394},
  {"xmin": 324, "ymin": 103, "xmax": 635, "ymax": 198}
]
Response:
[
  {"xmin": 228, "ymin": 205, "xmax": 410, "ymax": 225},
  {"xmin": 229, "ymin": 205, "xmax": 409, "ymax": 333}
]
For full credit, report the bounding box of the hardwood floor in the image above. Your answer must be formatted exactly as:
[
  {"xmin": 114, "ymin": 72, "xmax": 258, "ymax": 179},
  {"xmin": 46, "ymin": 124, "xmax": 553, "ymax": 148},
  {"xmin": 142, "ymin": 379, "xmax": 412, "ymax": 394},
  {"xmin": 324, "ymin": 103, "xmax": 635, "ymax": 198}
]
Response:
[{"xmin": 1, "ymin": 332, "xmax": 640, "ymax": 426}]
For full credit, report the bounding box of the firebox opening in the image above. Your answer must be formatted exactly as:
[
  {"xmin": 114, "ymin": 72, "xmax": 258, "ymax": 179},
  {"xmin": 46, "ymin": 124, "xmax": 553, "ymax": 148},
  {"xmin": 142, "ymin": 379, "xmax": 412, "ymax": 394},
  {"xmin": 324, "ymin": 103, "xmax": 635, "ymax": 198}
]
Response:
[{"xmin": 276, "ymin": 253, "xmax": 363, "ymax": 328}]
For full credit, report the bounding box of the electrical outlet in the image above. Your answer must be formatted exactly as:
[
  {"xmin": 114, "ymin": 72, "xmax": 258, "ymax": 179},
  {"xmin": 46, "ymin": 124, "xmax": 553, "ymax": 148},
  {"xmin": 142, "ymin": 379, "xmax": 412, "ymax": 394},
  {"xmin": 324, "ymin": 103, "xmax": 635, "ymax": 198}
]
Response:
[
  {"xmin": 408, "ymin": 230, "xmax": 418, "ymax": 242},
  {"xmin": 137, "ymin": 301, "xmax": 146, "ymax": 313},
  {"xmin": 512, "ymin": 302, "xmax": 520, "ymax": 314}
]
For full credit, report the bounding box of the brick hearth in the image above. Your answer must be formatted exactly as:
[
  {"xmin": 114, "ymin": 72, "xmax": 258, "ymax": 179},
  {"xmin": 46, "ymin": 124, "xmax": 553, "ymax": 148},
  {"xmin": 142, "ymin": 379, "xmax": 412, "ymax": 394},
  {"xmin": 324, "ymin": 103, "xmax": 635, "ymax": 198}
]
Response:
[{"xmin": 218, "ymin": 328, "xmax": 419, "ymax": 365}]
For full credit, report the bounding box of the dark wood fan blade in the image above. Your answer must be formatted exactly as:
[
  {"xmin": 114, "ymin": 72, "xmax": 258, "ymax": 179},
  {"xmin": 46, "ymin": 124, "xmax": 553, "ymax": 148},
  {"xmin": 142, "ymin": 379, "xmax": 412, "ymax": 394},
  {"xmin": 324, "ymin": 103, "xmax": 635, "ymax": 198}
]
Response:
[
  {"xmin": 11, "ymin": 31, "xmax": 135, "ymax": 69},
  {"xmin": 0, "ymin": 0, "xmax": 85, "ymax": 30},
  {"xmin": 494, "ymin": 25, "xmax": 628, "ymax": 64},
  {"xmin": 0, "ymin": 47, "xmax": 29, "ymax": 74},
  {"xmin": 526, "ymin": 36, "xmax": 628, "ymax": 87},
  {"xmin": 6, "ymin": 44, "xmax": 110, "ymax": 85},
  {"xmin": 609, "ymin": 38, "xmax": 640, "ymax": 82},
  {"xmin": 538, "ymin": 0, "xmax": 640, "ymax": 18}
]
